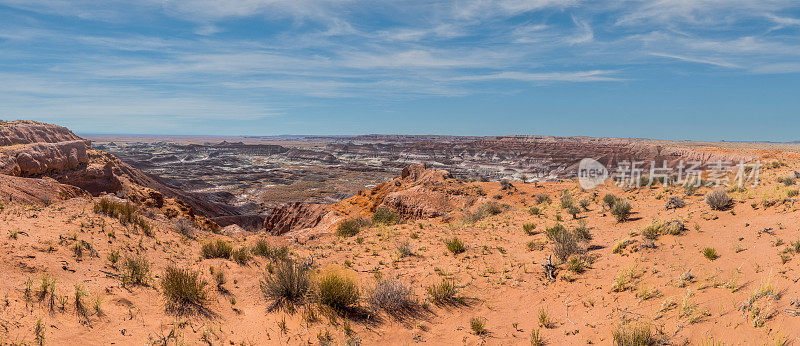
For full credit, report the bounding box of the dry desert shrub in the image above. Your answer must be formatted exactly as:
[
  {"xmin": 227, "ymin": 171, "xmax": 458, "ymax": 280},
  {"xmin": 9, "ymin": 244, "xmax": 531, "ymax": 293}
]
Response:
[
  {"xmin": 253, "ymin": 239, "xmax": 289, "ymax": 261},
  {"xmin": 316, "ymin": 269, "xmax": 360, "ymax": 312},
  {"xmin": 122, "ymin": 255, "xmax": 150, "ymax": 286},
  {"xmin": 369, "ymin": 278, "xmax": 416, "ymax": 312},
  {"xmin": 201, "ymin": 239, "xmax": 233, "ymax": 259},
  {"xmin": 426, "ymin": 279, "xmax": 463, "ymax": 305},
  {"xmin": 665, "ymin": 196, "xmax": 685, "ymax": 210},
  {"xmin": 545, "ymin": 224, "xmax": 590, "ymax": 262},
  {"xmin": 260, "ymin": 260, "xmax": 311, "ymax": 310},
  {"xmin": 611, "ymin": 199, "xmax": 633, "ymax": 222},
  {"xmin": 445, "ymin": 237, "xmax": 466, "ymax": 255},
  {"xmin": 337, "ymin": 218, "xmax": 370, "ymax": 237},
  {"xmin": 706, "ymin": 188, "xmax": 733, "ymax": 210},
  {"xmin": 160, "ymin": 265, "xmax": 210, "ymax": 315},
  {"xmin": 372, "ymin": 207, "xmax": 400, "ymax": 225},
  {"xmin": 611, "ymin": 322, "xmax": 662, "ymax": 346},
  {"xmin": 231, "ymin": 246, "xmax": 252, "ymax": 265}
]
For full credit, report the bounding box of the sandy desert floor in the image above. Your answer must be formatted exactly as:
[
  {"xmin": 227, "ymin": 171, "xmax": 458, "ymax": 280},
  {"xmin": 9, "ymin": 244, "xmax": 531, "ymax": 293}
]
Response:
[{"xmin": 2, "ymin": 152, "xmax": 800, "ymax": 345}]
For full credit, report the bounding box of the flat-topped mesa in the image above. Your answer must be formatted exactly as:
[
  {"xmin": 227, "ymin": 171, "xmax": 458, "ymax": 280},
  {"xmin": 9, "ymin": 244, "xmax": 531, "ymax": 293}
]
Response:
[{"xmin": 0, "ymin": 120, "xmax": 86, "ymax": 146}]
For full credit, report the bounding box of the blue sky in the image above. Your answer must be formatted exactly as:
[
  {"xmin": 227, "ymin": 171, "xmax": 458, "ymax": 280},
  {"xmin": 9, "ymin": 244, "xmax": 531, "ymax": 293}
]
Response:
[{"xmin": 0, "ymin": 0, "xmax": 798, "ymax": 140}]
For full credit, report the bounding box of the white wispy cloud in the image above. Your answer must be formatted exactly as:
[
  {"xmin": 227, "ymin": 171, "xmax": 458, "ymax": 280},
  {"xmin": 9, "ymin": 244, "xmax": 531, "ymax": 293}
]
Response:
[
  {"xmin": 650, "ymin": 52, "xmax": 740, "ymax": 68},
  {"xmin": 454, "ymin": 70, "xmax": 624, "ymax": 83}
]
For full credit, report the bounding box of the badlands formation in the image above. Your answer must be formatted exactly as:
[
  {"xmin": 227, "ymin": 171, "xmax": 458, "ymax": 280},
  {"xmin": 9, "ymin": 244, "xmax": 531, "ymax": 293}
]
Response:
[{"xmin": 1, "ymin": 120, "xmax": 800, "ymax": 344}]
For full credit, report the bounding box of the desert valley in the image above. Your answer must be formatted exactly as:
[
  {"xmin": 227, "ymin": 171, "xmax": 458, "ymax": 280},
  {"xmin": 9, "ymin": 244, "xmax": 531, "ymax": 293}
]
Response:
[{"xmin": 2, "ymin": 120, "xmax": 800, "ymax": 345}]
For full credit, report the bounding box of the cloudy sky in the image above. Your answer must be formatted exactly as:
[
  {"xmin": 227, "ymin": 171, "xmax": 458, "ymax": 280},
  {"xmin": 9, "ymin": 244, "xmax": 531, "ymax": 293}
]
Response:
[{"xmin": 1, "ymin": 0, "xmax": 798, "ymax": 140}]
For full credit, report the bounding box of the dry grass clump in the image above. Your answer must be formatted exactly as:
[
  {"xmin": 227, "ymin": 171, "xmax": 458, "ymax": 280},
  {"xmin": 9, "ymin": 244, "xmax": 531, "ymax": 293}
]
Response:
[
  {"xmin": 369, "ymin": 278, "xmax": 416, "ymax": 312},
  {"xmin": 122, "ymin": 255, "xmax": 150, "ymax": 286},
  {"xmin": 610, "ymin": 199, "xmax": 632, "ymax": 222},
  {"xmin": 706, "ymin": 188, "xmax": 733, "ymax": 210},
  {"xmin": 522, "ymin": 223, "xmax": 538, "ymax": 235},
  {"xmin": 160, "ymin": 265, "xmax": 209, "ymax": 315},
  {"xmin": 740, "ymin": 277, "xmax": 779, "ymax": 327},
  {"xmin": 316, "ymin": 269, "xmax": 360, "ymax": 312},
  {"xmin": 253, "ymin": 239, "xmax": 289, "ymax": 261},
  {"xmin": 642, "ymin": 219, "xmax": 685, "ymax": 240},
  {"xmin": 545, "ymin": 224, "xmax": 591, "ymax": 262},
  {"xmin": 603, "ymin": 193, "xmax": 620, "ymax": 210},
  {"xmin": 445, "ymin": 237, "xmax": 466, "ymax": 255},
  {"xmin": 464, "ymin": 201, "xmax": 507, "ymax": 223},
  {"xmin": 611, "ymin": 322, "xmax": 662, "ymax": 346},
  {"xmin": 535, "ymin": 194, "xmax": 551, "ymax": 204},
  {"xmin": 201, "ymin": 239, "xmax": 234, "ymax": 259},
  {"xmin": 372, "ymin": 207, "xmax": 400, "ymax": 225},
  {"xmin": 231, "ymin": 246, "xmax": 252, "ymax": 265},
  {"xmin": 702, "ymin": 247, "xmax": 719, "ymax": 260},
  {"xmin": 93, "ymin": 199, "xmax": 151, "ymax": 234},
  {"xmin": 538, "ymin": 307, "xmax": 553, "ymax": 328},
  {"xmin": 426, "ymin": 279, "xmax": 463, "ymax": 305},
  {"xmin": 665, "ymin": 196, "xmax": 685, "ymax": 210},
  {"xmin": 337, "ymin": 218, "xmax": 369, "ymax": 237},
  {"xmin": 260, "ymin": 260, "xmax": 311, "ymax": 310},
  {"xmin": 470, "ymin": 317, "xmax": 487, "ymax": 335},
  {"xmin": 530, "ymin": 329, "xmax": 545, "ymax": 345}
]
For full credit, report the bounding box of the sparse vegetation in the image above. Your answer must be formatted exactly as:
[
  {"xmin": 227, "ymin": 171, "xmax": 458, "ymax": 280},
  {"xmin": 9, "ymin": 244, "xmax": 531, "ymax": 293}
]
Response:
[
  {"xmin": 702, "ymin": 247, "xmax": 719, "ymax": 260},
  {"xmin": 445, "ymin": 237, "xmax": 466, "ymax": 255},
  {"xmin": 538, "ymin": 307, "xmax": 553, "ymax": 328},
  {"xmin": 160, "ymin": 265, "xmax": 209, "ymax": 315},
  {"xmin": 260, "ymin": 260, "xmax": 311, "ymax": 310},
  {"xmin": 369, "ymin": 278, "xmax": 416, "ymax": 312},
  {"xmin": 201, "ymin": 239, "xmax": 234, "ymax": 259},
  {"xmin": 545, "ymin": 223, "xmax": 590, "ymax": 262},
  {"xmin": 337, "ymin": 218, "xmax": 369, "ymax": 237},
  {"xmin": 231, "ymin": 246, "xmax": 252, "ymax": 265},
  {"xmin": 121, "ymin": 255, "xmax": 150, "ymax": 286},
  {"xmin": 372, "ymin": 207, "xmax": 400, "ymax": 225},
  {"xmin": 470, "ymin": 317, "xmax": 487, "ymax": 335},
  {"xmin": 253, "ymin": 239, "xmax": 289, "ymax": 261},
  {"xmin": 316, "ymin": 269, "xmax": 360, "ymax": 311},
  {"xmin": 610, "ymin": 199, "xmax": 632, "ymax": 222},
  {"xmin": 522, "ymin": 223, "xmax": 537, "ymax": 235},
  {"xmin": 706, "ymin": 188, "xmax": 733, "ymax": 210},
  {"xmin": 612, "ymin": 322, "xmax": 660, "ymax": 346},
  {"xmin": 426, "ymin": 280, "xmax": 462, "ymax": 305}
]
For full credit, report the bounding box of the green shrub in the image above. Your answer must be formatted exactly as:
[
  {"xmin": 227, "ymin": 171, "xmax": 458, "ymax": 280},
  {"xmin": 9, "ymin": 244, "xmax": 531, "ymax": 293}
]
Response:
[
  {"xmin": 603, "ymin": 194, "xmax": 619, "ymax": 210},
  {"xmin": 232, "ymin": 247, "xmax": 252, "ymax": 265},
  {"xmin": 445, "ymin": 237, "xmax": 465, "ymax": 255},
  {"xmin": 317, "ymin": 270, "xmax": 360, "ymax": 311},
  {"xmin": 337, "ymin": 218, "xmax": 369, "ymax": 237},
  {"xmin": 567, "ymin": 205, "xmax": 581, "ymax": 219},
  {"xmin": 778, "ymin": 176, "xmax": 796, "ymax": 186},
  {"xmin": 545, "ymin": 224, "xmax": 590, "ymax": 262},
  {"xmin": 260, "ymin": 260, "xmax": 311, "ymax": 309},
  {"xmin": 535, "ymin": 194, "xmax": 551, "ymax": 204},
  {"xmin": 702, "ymin": 247, "xmax": 719, "ymax": 260},
  {"xmin": 788, "ymin": 189, "xmax": 799, "ymax": 198},
  {"xmin": 579, "ymin": 199, "xmax": 590, "ymax": 211},
  {"xmin": 528, "ymin": 206, "xmax": 542, "ymax": 216},
  {"xmin": 560, "ymin": 194, "xmax": 575, "ymax": 209},
  {"xmin": 612, "ymin": 322, "xmax": 659, "ymax": 346},
  {"xmin": 426, "ymin": 280, "xmax": 462, "ymax": 305},
  {"xmin": 523, "ymin": 223, "xmax": 538, "ymax": 235},
  {"xmin": 610, "ymin": 200, "xmax": 632, "ymax": 222},
  {"xmin": 372, "ymin": 207, "xmax": 400, "ymax": 225},
  {"xmin": 122, "ymin": 256, "xmax": 150, "ymax": 286},
  {"xmin": 160, "ymin": 265, "xmax": 209, "ymax": 315},
  {"xmin": 470, "ymin": 317, "xmax": 486, "ymax": 335},
  {"xmin": 253, "ymin": 239, "xmax": 289, "ymax": 261},
  {"xmin": 201, "ymin": 239, "xmax": 234, "ymax": 259}
]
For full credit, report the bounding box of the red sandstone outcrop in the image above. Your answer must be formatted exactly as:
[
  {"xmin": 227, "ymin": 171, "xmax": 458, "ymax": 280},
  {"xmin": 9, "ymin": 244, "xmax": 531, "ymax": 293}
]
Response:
[
  {"xmin": 264, "ymin": 202, "xmax": 329, "ymax": 235},
  {"xmin": 0, "ymin": 174, "xmax": 86, "ymax": 206}
]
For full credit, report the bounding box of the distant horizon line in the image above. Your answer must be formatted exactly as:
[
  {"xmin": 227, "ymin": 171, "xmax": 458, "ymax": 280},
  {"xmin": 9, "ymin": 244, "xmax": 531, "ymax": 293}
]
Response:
[{"xmin": 78, "ymin": 132, "xmax": 800, "ymax": 145}]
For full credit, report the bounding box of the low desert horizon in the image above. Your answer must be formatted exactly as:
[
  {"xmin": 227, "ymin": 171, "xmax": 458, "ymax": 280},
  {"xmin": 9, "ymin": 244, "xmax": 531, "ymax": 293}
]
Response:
[
  {"xmin": 2, "ymin": 0, "xmax": 799, "ymax": 344},
  {"xmin": 2, "ymin": 119, "xmax": 800, "ymax": 345}
]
